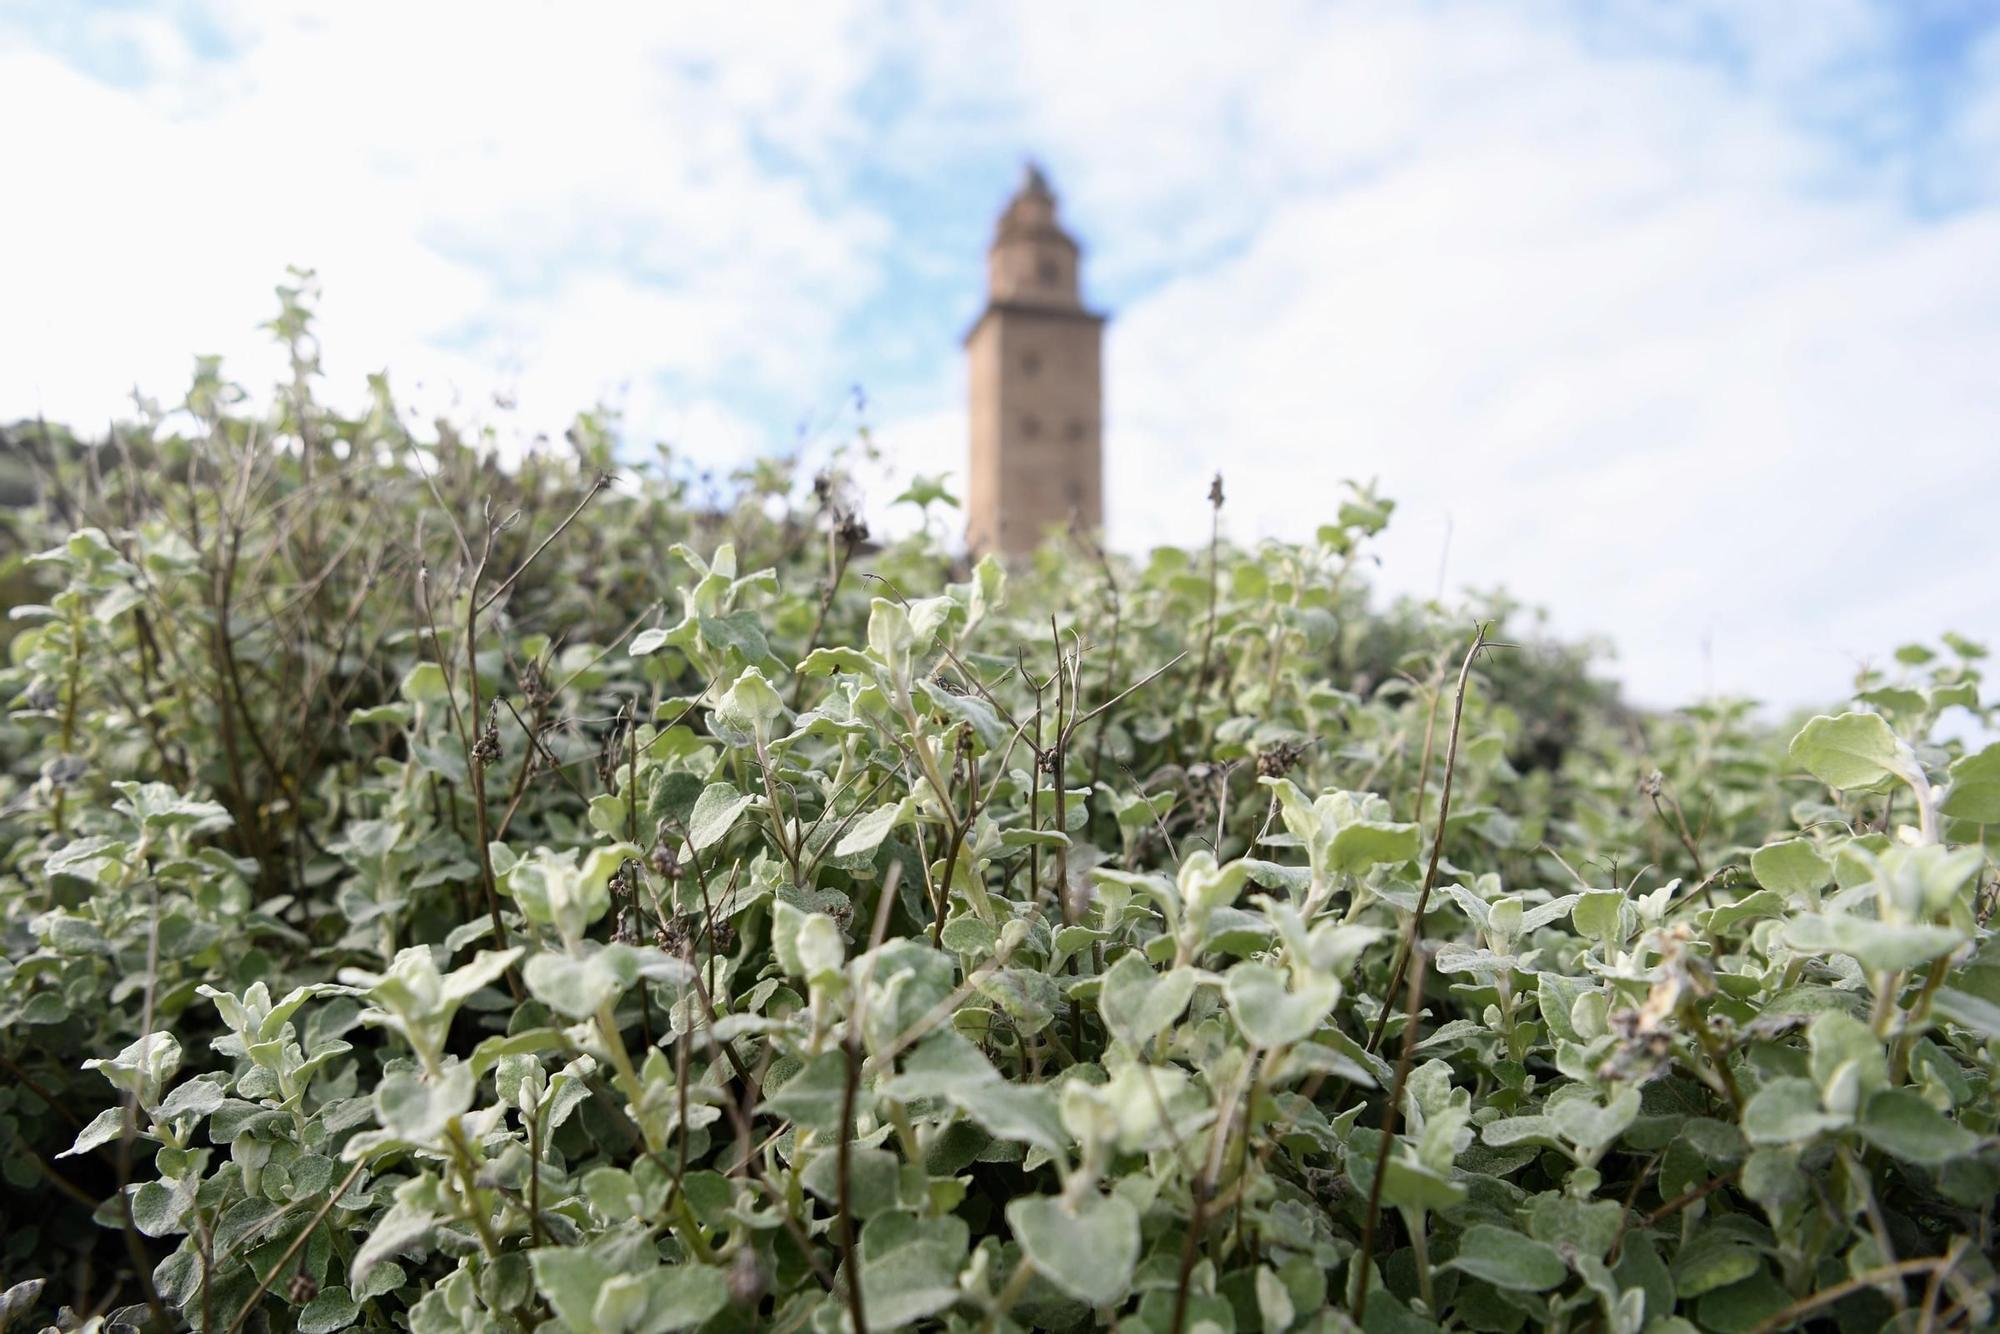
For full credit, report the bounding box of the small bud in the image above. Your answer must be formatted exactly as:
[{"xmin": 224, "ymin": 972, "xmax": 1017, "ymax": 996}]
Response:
[{"xmin": 726, "ymin": 1245, "xmax": 768, "ymax": 1307}]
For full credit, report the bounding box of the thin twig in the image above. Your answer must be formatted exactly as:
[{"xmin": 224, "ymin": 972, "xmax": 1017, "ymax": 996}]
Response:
[
  {"xmin": 1368, "ymin": 624, "xmax": 1493, "ymax": 1054},
  {"xmin": 477, "ymin": 471, "xmax": 611, "ymax": 612},
  {"xmin": 224, "ymin": 1161, "xmax": 368, "ymax": 1334},
  {"xmin": 1353, "ymin": 945, "xmax": 1430, "ymax": 1326},
  {"xmin": 1748, "ymin": 1254, "xmax": 1962, "ymax": 1334},
  {"xmin": 1193, "ymin": 472, "xmax": 1224, "ymax": 700}
]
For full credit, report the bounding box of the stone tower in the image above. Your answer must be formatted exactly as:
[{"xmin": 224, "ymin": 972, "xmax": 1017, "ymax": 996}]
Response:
[{"xmin": 965, "ymin": 164, "xmax": 1105, "ymax": 558}]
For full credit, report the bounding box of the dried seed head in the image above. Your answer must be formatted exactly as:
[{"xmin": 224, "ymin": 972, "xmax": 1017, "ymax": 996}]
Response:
[
  {"xmin": 471, "ymin": 717, "xmax": 502, "ymax": 766},
  {"xmin": 1256, "ymin": 741, "xmax": 1305, "ymax": 779},
  {"xmin": 649, "ymin": 840, "xmax": 683, "ymax": 880},
  {"xmin": 519, "ymin": 661, "xmax": 550, "ymax": 708},
  {"xmin": 286, "ymin": 1274, "xmax": 318, "ymax": 1305}
]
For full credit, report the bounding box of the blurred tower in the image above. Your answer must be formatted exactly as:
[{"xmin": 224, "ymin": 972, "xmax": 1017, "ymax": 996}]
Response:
[{"xmin": 965, "ymin": 163, "xmax": 1106, "ymax": 558}]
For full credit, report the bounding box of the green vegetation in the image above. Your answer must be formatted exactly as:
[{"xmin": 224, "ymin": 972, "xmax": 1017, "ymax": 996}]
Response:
[{"xmin": 1, "ymin": 289, "xmax": 1995, "ymax": 1333}]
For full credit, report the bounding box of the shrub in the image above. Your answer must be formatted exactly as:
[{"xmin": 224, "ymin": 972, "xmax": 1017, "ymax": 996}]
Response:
[{"xmin": 0, "ymin": 295, "xmax": 1995, "ymax": 1332}]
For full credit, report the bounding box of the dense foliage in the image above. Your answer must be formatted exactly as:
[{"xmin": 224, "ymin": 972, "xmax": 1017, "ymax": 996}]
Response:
[{"xmin": 1, "ymin": 289, "xmax": 1996, "ymax": 1334}]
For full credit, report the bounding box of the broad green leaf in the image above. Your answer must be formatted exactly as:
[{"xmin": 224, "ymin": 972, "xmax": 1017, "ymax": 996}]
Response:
[
  {"xmin": 1741, "ymin": 1077, "xmax": 1844, "ymax": 1146},
  {"xmin": 1706, "ymin": 889, "xmax": 1789, "ymax": 933},
  {"xmin": 797, "ymin": 645, "xmax": 873, "ymax": 676},
  {"xmin": 1807, "ymin": 1011, "xmax": 1884, "ymax": 1114},
  {"xmin": 857, "ymin": 1214, "xmax": 968, "ymax": 1330},
  {"xmin": 1226, "ymin": 961, "xmax": 1338, "ymax": 1047},
  {"xmin": 1374, "ymin": 1152, "xmax": 1466, "ymax": 1213},
  {"xmin": 883, "ymin": 1031, "xmax": 998, "ymax": 1100},
  {"xmin": 867, "ymin": 599, "xmax": 915, "ymax": 683},
  {"xmin": 530, "ymin": 1248, "xmax": 613, "ymax": 1332},
  {"xmin": 1942, "ymin": 743, "xmax": 2000, "ymax": 822},
  {"xmin": 1673, "ymin": 1237, "xmax": 1760, "ymax": 1299},
  {"xmin": 82, "ymin": 1031, "xmax": 181, "ymax": 1109},
  {"xmin": 1327, "ymin": 820, "xmax": 1420, "ymax": 875},
  {"xmin": 399, "ymin": 662, "xmax": 450, "ymax": 704},
  {"xmin": 648, "ymin": 771, "xmax": 704, "ymax": 829},
  {"xmin": 130, "ymin": 1177, "xmax": 195, "ymax": 1236},
  {"xmin": 712, "ymin": 666, "xmax": 785, "ymax": 742},
  {"xmin": 801, "ymin": 1145, "xmax": 902, "ymax": 1219},
  {"xmin": 966, "ymin": 552, "xmax": 1006, "ymax": 624},
  {"xmin": 1789, "ymin": 712, "xmax": 1902, "ymax": 790},
  {"xmin": 1255, "ymin": 1266, "xmax": 1295, "ymax": 1334},
  {"xmin": 1783, "ymin": 914, "xmax": 1965, "ymax": 973},
  {"xmin": 700, "ymin": 612, "xmax": 773, "ymax": 665},
  {"xmin": 1696, "ymin": 1271, "xmax": 1790, "ymax": 1333},
  {"xmin": 1098, "ymin": 952, "xmax": 1197, "ymax": 1046},
  {"xmin": 688, "ymin": 782, "xmax": 752, "ymax": 852},
  {"xmin": 58, "ymin": 1107, "xmax": 127, "ymax": 1159},
  {"xmin": 762, "ymin": 1050, "xmax": 850, "ymax": 1135},
  {"xmin": 1526, "ymin": 1193, "xmax": 1624, "ymax": 1260},
  {"xmin": 1750, "ymin": 839, "xmax": 1832, "ymax": 895},
  {"xmin": 1482, "ymin": 1114, "xmax": 1564, "ymax": 1150},
  {"xmin": 1932, "ymin": 987, "xmax": 2000, "ymax": 1038},
  {"xmin": 880, "ymin": 1027, "xmax": 1024, "ymax": 1133},
  {"xmin": 352, "ymin": 1175, "xmax": 443, "ymax": 1284},
  {"xmin": 297, "ymin": 1288, "xmax": 360, "ymax": 1334},
  {"xmin": 834, "ymin": 798, "xmax": 914, "ymax": 859},
  {"xmin": 373, "ymin": 1062, "xmax": 475, "ymax": 1142},
  {"xmin": 795, "ymin": 912, "xmax": 845, "ymax": 980},
  {"xmin": 1856, "ymin": 1088, "xmax": 1980, "ymax": 1165},
  {"xmin": 975, "ymin": 968, "xmax": 1061, "ymax": 1035},
  {"xmin": 956, "ymin": 1083, "xmax": 1066, "ymax": 1153},
  {"xmin": 1571, "ymin": 891, "xmax": 1625, "ymax": 945},
  {"xmin": 1549, "ymin": 1086, "xmax": 1640, "ymax": 1152},
  {"xmin": 1445, "ymin": 1224, "xmax": 1567, "ymax": 1292},
  {"xmin": 997, "ymin": 827, "xmax": 1069, "ymax": 851},
  {"xmin": 1006, "ymin": 1193, "xmax": 1140, "ymax": 1306},
  {"xmin": 523, "ymin": 953, "xmax": 622, "ymax": 1020}
]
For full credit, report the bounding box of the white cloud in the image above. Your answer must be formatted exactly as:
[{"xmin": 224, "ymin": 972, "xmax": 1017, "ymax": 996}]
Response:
[
  {"xmin": 3, "ymin": 0, "xmax": 1996, "ymax": 713},
  {"xmin": 0, "ymin": 2, "xmax": 886, "ymax": 462},
  {"xmin": 985, "ymin": 2, "xmax": 2000, "ymax": 709}
]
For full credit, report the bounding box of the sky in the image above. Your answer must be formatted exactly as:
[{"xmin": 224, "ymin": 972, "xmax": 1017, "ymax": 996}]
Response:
[{"xmin": 3, "ymin": 0, "xmax": 1998, "ymax": 713}]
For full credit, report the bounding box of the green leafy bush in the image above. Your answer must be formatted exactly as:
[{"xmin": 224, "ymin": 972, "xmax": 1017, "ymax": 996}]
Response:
[{"xmin": 1, "ymin": 290, "xmax": 1996, "ymax": 1332}]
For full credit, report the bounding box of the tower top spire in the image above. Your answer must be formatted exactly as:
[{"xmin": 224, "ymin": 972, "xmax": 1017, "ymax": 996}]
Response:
[{"xmin": 988, "ymin": 162, "xmax": 1081, "ymax": 306}]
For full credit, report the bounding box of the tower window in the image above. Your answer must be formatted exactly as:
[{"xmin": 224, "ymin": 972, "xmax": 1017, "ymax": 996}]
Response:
[
  {"xmin": 1065, "ymin": 420, "xmax": 1085, "ymax": 442},
  {"xmin": 1021, "ymin": 415, "xmax": 1041, "ymax": 439},
  {"xmin": 1022, "ymin": 351, "xmax": 1042, "ymax": 376},
  {"xmin": 1038, "ymin": 258, "xmax": 1061, "ymax": 287}
]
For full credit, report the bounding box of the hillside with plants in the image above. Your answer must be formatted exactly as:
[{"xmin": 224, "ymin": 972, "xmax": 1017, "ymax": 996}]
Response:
[{"xmin": 0, "ymin": 292, "xmax": 1995, "ymax": 1334}]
